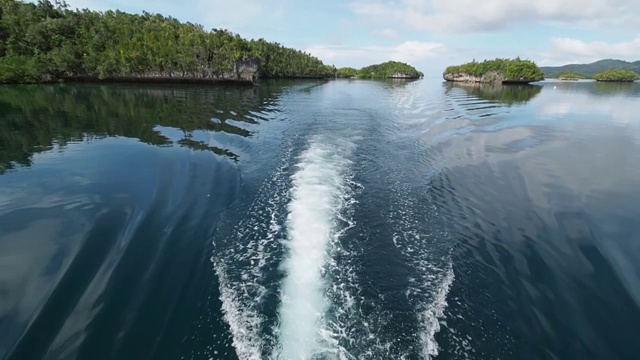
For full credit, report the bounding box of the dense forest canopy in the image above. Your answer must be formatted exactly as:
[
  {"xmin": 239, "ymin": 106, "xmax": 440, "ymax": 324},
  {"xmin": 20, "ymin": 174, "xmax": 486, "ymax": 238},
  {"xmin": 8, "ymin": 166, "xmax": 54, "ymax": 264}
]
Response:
[
  {"xmin": 0, "ymin": 0, "xmax": 334, "ymax": 83},
  {"xmin": 593, "ymin": 69, "xmax": 639, "ymax": 82},
  {"xmin": 357, "ymin": 61, "xmax": 424, "ymax": 79},
  {"xmin": 444, "ymin": 58, "xmax": 545, "ymax": 81}
]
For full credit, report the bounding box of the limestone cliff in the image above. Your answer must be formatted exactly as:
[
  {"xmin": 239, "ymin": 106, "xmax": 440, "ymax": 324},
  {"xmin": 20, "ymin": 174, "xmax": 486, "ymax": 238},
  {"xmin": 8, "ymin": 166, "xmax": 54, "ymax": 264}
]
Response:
[
  {"xmin": 64, "ymin": 57, "xmax": 260, "ymax": 85},
  {"xmin": 443, "ymin": 71, "xmax": 535, "ymax": 84}
]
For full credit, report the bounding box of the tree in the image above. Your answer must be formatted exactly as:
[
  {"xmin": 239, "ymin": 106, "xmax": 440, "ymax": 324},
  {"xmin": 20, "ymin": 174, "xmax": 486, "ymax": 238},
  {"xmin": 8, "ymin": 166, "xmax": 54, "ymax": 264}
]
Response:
[{"xmin": 0, "ymin": 0, "xmax": 336, "ymax": 83}]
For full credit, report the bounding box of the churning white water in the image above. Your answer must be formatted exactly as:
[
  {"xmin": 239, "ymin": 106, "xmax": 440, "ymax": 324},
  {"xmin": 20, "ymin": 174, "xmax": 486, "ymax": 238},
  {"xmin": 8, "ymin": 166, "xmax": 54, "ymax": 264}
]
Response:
[{"xmin": 275, "ymin": 137, "xmax": 353, "ymax": 359}]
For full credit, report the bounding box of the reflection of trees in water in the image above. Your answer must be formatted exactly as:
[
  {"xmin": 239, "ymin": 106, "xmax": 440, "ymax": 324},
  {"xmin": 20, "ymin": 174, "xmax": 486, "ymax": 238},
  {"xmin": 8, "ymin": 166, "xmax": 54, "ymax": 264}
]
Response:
[
  {"xmin": 591, "ymin": 81, "xmax": 639, "ymax": 95},
  {"xmin": 0, "ymin": 83, "xmax": 287, "ymax": 173},
  {"xmin": 445, "ymin": 82, "xmax": 542, "ymax": 105},
  {"xmin": 379, "ymin": 78, "xmax": 419, "ymax": 89},
  {"xmin": 545, "ymin": 81, "xmax": 639, "ymax": 97}
]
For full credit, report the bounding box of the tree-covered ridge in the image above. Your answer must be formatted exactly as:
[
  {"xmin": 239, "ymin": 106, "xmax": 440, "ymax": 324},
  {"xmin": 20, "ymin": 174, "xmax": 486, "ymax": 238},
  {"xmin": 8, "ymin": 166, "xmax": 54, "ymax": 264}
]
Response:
[
  {"xmin": 541, "ymin": 59, "xmax": 640, "ymax": 77},
  {"xmin": 0, "ymin": 0, "xmax": 334, "ymax": 83},
  {"xmin": 444, "ymin": 58, "xmax": 545, "ymax": 82},
  {"xmin": 335, "ymin": 61, "xmax": 423, "ymax": 79},
  {"xmin": 593, "ymin": 69, "xmax": 639, "ymax": 82}
]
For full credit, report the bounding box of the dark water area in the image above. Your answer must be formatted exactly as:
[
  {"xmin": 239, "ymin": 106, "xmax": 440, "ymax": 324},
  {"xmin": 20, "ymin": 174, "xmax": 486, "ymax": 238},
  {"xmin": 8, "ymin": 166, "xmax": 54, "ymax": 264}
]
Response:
[{"xmin": 0, "ymin": 79, "xmax": 639, "ymax": 360}]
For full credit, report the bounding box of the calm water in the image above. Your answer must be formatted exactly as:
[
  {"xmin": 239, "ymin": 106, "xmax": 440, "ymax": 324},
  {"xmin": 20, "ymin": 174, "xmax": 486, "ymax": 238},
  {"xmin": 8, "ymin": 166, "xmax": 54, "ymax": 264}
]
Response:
[{"xmin": 1, "ymin": 79, "xmax": 639, "ymax": 360}]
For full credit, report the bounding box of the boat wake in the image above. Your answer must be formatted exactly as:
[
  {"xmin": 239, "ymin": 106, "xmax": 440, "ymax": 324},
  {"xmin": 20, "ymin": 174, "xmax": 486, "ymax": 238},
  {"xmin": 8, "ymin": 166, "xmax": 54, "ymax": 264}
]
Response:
[
  {"xmin": 211, "ymin": 143, "xmax": 294, "ymax": 359},
  {"xmin": 273, "ymin": 135, "xmax": 357, "ymax": 359},
  {"xmin": 212, "ymin": 131, "xmax": 454, "ymax": 359}
]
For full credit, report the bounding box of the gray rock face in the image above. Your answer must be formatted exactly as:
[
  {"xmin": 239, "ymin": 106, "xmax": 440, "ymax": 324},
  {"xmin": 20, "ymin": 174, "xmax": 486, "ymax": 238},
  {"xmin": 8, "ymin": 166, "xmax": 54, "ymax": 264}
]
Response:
[
  {"xmin": 443, "ymin": 71, "xmax": 504, "ymax": 83},
  {"xmin": 233, "ymin": 57, "xmax": 260, "ymax": 82},
  {"xmin": 390, "ymin": 72, "xmax": 418, "ymax": 79},
  {"xmin": 62, "ymin": 57, "xmax": 261, "ymax": 85}
]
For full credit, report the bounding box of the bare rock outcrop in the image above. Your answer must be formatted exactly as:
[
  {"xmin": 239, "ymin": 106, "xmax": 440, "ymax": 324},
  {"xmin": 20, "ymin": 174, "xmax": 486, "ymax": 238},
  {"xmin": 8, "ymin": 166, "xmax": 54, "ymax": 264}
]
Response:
[
  {"xmin": 443, "ymin": 71, "xmax": 535, "ymax": 84},
  {"xmin": 63, "ymin": 57, "xmax": 260, "ymax": 85}
]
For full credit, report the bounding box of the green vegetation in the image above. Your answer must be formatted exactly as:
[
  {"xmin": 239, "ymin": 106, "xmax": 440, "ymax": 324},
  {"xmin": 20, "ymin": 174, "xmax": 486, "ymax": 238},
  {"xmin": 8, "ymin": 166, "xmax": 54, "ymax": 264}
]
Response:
[
  {"xmin": 335, "ymin": 61, "xmax": 423, "ymax": 79},
  {"xmin": 0, "ymin": 0, "xmax": 334, "ymax": 84},
  {"xmin": 444, "ymin": 58, "xmax": 545, "ymax": 82},
  {"xmin": 555, "ymin": 71, "xmax": 584, "ymax": 80},
  {"xmin": 357, "ymin": 61, "xmax": 423, "ymax": 79},
  {"xmin": 593, "ymin": 69, "xmax": 639, "ymax": 82}
]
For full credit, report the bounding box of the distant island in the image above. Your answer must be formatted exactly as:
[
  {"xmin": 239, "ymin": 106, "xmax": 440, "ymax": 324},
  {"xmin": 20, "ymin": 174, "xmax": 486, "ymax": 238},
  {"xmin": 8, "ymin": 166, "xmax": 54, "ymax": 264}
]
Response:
[
  {"xmin": 443, "ymin": 58, "xmax": 545, "ymax": 84},
  {"xmin": 556, "ymin": 71, "xmax": 584, "ymax": 80},
  {"xmin": 541, "ymin": 59, "xmax": 640, "ymax": 78},
  {"xmin": 593, "ymin": 69, "xmax": 639, "ymax": 82},
  {"xmin": 336, "ymin": 61, "xmax": 423, "ymax": 79}
]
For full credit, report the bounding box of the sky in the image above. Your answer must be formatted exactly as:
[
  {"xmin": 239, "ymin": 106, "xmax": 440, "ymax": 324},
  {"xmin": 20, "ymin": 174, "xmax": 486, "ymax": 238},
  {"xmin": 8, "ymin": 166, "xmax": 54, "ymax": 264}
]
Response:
[{"xmin": 60, "ymin": 0, "xmax": 640, "ymax": 76}]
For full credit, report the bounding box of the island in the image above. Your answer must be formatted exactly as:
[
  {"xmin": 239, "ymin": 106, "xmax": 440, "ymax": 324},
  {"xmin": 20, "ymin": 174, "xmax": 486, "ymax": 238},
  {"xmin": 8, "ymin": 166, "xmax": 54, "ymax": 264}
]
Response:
[
  {"xmin": 443, "ymin": 58, "xmax": 545, "ymax": 84},
  {"xmin": 0, "ymin": 0, "xmax": 337, "ymax": 84},
  {"xmin": 336, "ymin": 61, "xmax": 423, "ymax": 79},
  {"xmin": 555, "ymin": 71, "xmax": 584, "ymax": 81},
  {"xmin": 593, "ymin": 69, "xmax": 639, "ymax": 82}
]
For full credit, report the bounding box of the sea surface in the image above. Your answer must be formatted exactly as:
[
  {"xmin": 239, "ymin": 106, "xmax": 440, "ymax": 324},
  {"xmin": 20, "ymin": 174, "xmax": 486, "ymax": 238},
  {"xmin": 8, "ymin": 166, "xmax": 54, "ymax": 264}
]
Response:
[{"xmin": 1, "ymin": 79, "xmax": 639, "ymax": 360}]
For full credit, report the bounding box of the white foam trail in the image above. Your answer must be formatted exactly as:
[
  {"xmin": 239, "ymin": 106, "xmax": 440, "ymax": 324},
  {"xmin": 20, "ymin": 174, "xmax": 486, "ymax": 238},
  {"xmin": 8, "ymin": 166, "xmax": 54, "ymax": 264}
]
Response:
[
  {"xmin": 420, "ymin": 263, "xmax": 455, "ymax": 359},
  {"xmin": 276, "ymin": 138, "xmax": 353, "ymax": 359}
]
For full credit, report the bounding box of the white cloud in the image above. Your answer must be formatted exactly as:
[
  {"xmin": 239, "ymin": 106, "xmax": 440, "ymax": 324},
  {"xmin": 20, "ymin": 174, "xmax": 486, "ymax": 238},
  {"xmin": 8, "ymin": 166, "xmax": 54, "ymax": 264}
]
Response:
[
  {"xmin": 348, "ymin": 0, "xmax": 640, "ymax": 33},
  {"xmin": 306, "ymin": 40, "xmax": 445, "ymax": 70},
  {"xmin": 536, "ymin": 36, "xmax": 640, "ymax": 65},
  {"xmin": 537, "ymin": 88, "xmax": 640, "ymax": 125},
  {"xmin": 372, "ymin": 28, "xmax": 400, "ymax": 40},
  {"xmin": 552, "ymin": 36, "xmax": 640, "ymax": 59}
]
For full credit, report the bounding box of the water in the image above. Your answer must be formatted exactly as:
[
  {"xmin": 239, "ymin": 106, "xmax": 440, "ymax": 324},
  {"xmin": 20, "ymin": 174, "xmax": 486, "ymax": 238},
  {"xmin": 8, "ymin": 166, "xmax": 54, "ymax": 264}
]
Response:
[{"xmin": 0, "ymin": 79, "xmax": 639, "ymax": 360}]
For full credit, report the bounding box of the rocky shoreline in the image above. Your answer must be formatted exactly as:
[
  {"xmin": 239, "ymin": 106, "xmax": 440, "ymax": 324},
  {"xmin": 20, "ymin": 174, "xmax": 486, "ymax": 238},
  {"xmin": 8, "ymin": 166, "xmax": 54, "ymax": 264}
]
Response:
[
  {"xmin": 57, "ymin": 58, "xmax": 260, "ymax": 85},
  {"xmin": 443, "ymin": 71, "xmax": 538, "ymax": 84}
]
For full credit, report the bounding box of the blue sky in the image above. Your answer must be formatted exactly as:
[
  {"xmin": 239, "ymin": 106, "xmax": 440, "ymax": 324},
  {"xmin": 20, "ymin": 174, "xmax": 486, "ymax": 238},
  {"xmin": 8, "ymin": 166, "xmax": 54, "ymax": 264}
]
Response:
[{"xmin": 62, "ymin": 0, "xmax": 640, "ymax": 76}]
